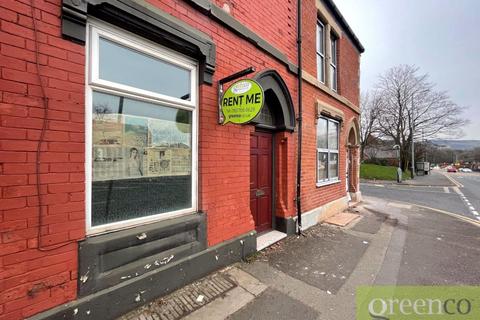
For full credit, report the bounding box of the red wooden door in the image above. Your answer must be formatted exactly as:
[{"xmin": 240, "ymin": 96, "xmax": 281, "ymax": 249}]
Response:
[{"xmin": 250, "ymin": 131, "xmax": 273, "ymax": 232}]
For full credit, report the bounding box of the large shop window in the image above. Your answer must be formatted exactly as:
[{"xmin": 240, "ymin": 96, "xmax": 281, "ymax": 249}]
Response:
[
  {"xmin": 317, "ymin": 117, "xmax": 339, "ymax": 185},
  {"xmin": 87, "ymin": 22, "xmax": 198, "ymax": 234}
]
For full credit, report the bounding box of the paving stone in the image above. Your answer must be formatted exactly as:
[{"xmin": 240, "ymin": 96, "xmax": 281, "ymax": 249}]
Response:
[
  {"xmin": 226, "ymin": 288, "xmax": 319, "ymax": 320},
  {"xmin": 117, "ymin": 273, "xmax": 237, "ymax": 320},
  {"xmin": 259, "ymin": 223, "xmax": 369, "ymax": 294}
]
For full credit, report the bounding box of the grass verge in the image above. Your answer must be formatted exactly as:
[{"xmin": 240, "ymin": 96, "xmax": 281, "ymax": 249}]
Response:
[{"xmin": 360, "ymin": 163, "xmax": 411, "ymax": 181}]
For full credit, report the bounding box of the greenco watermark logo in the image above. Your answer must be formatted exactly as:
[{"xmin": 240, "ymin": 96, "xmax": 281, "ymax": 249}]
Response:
[
  {"xmin": 356, "ymin": 286, "xmax": 480, "ymax": 319},
  {"xmin": 221, "ymin": 79, "xmax": 264, "ymax": 125}
]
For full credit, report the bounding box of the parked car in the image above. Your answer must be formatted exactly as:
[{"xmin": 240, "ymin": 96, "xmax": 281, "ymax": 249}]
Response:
[
  {"xmin": 459, "ymin": 168, "xmax": 472, "ymax": 173},
  {"xmin": 447, "ymin": 166, "xmax": 457, "ymax": 173}
]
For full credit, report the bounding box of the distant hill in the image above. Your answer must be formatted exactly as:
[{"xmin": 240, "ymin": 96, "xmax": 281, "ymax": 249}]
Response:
[{"xmin": 431, "ymin": 139, "xmax": 480, "ymax": 150}]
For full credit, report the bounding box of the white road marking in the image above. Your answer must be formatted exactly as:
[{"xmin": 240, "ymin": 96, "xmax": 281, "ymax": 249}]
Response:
[
  {"xmin": 388, "ymin": 202, "xmax": 412, "ymax": 209},
  {"xmin": 443, "ymin": 173, "xmax": 464, "ymax": 188},
  {"xmin": 374, "ymin": 184, "xmax": 385, "ymax": 187},
  {"xmin": 452, "ymin": 185, "xmax": 479, "ymax": 219},
  {"xmin": 443, "ymin": 187, "xmax": 450, "ymax": 193}
]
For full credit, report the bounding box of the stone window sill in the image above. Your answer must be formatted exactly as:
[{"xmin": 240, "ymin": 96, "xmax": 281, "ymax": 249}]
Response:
[{"xmin": 316, "ymin": 179, "xmax": 341, "ymax": 188}]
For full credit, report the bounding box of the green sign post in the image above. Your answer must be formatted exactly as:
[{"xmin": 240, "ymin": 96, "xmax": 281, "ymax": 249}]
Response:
[{"xmin": 221, "ymin": 79, "xmax": 264, "ymax": 125}]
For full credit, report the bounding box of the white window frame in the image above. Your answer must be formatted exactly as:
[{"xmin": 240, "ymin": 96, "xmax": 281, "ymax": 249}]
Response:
[
  {"xmin": 85, "ymin": 20, "xmax": 198, "ymax": 235},
  {"xmin": 316, "ymin": 20, "xmax": 325, "ymax": 83},
  {"xmin": 330, "ymin": 35, "xmax": 338, "ymax": 92},
  {"xmin": 316, "ymin": 117, "xmax": 340, "ymax": 186}
]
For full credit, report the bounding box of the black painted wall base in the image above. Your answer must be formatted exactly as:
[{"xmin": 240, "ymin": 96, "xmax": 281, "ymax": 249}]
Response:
[
  {"xmin": 275, "ymin": 216, "xmax": 297, "ymax": 235},
  {"xmin": 28, "ymin": 231, "xmax": 257, "ymax": 320}
]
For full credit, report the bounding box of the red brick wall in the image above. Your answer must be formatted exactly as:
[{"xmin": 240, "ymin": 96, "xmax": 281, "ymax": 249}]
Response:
[
  {"xmin": 273, "ymin": 131, "xmax": 296, "ymax": 218},
  {"xmin": 337, "ymin": 36, "xmax": 360, "ymax": 106},
  {"xmin": 301, "ymin": 0, "xmax": 318, "ymax": 79},
  {"xmin": 144, "ymin": 0, "xmax": 299, "ymax": 244},
  {"xmin": 211, "ymin": 0, "xmax": 297, "ymax": 63},
  {"xmin": 0, "ymin": 1, "xmax": 298, "ymax": 317},
  {"xmin": 298, "ymin": 0, "xmax": 360, "ymax": 214},
  {"xmin": 0, "ymin": 0, "xmax": 85, "ymax": 319},
  {"xmin": 0, "ymin": 0, "xmax": 360, "ymax": 318},
  {"xmin": 299, "ymin": 82, "xmax": 360, "ymax": 213},
  {"xmin": 301, "ymin": 0, "xmax": 361, "ymax": 106}
]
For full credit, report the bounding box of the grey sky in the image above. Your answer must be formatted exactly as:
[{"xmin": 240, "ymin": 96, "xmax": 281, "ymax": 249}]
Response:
[{"xmin": 335, "ymin": 0, "xmax": 480, "ymax": 139}]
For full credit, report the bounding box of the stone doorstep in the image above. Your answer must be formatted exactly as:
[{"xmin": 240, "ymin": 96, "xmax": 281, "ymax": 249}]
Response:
[
  {"xmin": 323, "ymin": 211, "xmax": 361, "ymax": 227},
  {"xmin": 256, "ymin": 230, "xmax": 287, "ymax": 251}
]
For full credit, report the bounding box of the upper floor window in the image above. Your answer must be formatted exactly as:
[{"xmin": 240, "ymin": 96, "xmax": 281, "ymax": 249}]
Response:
[
  {"xmin": 317, "ymin": 21, "xmax": 339, "ymax": 91},
  {"xmin": 317, "ymin": 117, "xmax": 339, "ymax": 184},
  {"xmin": 87, "ymin": 22, "xmax": 198, "ymax": 234},
  {"xmin": 330, "ymin": 35, "xmax": 338, "ymax": 91},
  {"xmin": 316, "ymin": 21, "xmax": 325, "ymax": 83}
]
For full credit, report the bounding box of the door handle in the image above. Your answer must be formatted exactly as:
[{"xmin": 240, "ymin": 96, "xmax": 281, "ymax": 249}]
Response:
[{"xmin": 255, "ymin": 189, "xmax": 265, "ymax": 197}]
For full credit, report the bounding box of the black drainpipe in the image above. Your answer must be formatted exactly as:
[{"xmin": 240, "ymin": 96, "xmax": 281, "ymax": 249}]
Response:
[{"xmin": 296, "ymin": 0, "xmax": 303, "ymax": 235}]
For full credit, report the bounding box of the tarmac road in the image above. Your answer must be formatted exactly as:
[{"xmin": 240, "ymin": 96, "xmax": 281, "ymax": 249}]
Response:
[
  {"xmin": 361, "ymin": 170, "xmax": 480, "ymax": 221},
  {"xmin": 448, "ymin": 171, "xmax": 480, "ymax": 219}
]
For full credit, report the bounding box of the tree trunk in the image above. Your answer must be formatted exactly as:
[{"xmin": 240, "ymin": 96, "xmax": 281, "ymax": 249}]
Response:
[{"xmin": 400, "ymin": 148, "xmax": 410, "ymax": 172}]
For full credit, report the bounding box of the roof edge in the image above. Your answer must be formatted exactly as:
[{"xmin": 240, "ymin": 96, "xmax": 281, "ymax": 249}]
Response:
[{"xmin": 323, "ymin": 0, "xmax": 365, "ymax": 53}]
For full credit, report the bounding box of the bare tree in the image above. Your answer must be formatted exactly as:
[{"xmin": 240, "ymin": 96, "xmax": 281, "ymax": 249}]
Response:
[
  {"xmin": 360, "ymin": 90, "xmax": 383, "ymax": 160},
  {"xmin": 461, "ymin": 147, "xmax": 480, "ymax": 163},
  {"xmin": 375, "ymin": 65, "xmax": 468, "ymax": 171}
]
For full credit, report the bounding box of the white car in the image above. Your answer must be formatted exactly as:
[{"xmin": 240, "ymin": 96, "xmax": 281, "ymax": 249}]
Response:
[{"xmin": 459, "ymin": 168, "xmax": 472, "ymax": 173}]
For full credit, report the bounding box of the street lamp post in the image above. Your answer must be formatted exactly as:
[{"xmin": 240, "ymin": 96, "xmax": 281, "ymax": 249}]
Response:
[
  {"xmin": 394, "ymin": 144, "xmax": 402, "ymax": 183},
  {"xmin": 410, "ymin": 97, "xmax": 415, "ymax": 179}
]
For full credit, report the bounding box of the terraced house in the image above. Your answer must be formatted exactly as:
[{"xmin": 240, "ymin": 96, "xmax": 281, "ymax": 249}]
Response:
[{"xmin": 0, "ymin": 0, "xmax": 363, "ymax": 319}]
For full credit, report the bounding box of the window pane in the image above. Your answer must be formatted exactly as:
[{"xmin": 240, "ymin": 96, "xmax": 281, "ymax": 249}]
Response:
[
  {"xmin": 329, "ymin": 153, "xmax": 338, "ymax": 178},
  {"xmin": 331, "ymin": 38, "xmax": 337, "ymax": 65},
  {"xmin": 99, "ymin": 37, "xmax": 191, "ymax": 100},
  {"xmin": 317, "ymin": 55, "xmax": 325, "ymax": 82},
  {"xmin": 328, "ymin": 121, "xmax": 338, "ymax": 150},
  {"xmin": 317, "ymin": 118, "xmax": 328, "ymax": 149},
  {"xmin": 318, "ymin": 152, "xmax": 328, "ymax": 181},
  {"xmin": 316, "ymin": 23, "xmax": 324, "ymax": 54},
  {"xmin": 330, "ymin": 65, "xmax": 337, "ymax": 91},
  {"xmin": 91, "ymin": 91, "xmax": 192, "ymax": 226}
]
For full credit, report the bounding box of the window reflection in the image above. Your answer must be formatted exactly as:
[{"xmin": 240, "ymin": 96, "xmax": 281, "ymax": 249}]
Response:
[
  {"xmin": 91, "ymin": 91, "xmax": 192, "ymax": 226},
  {"xmin": 99, "ymin": 38, "xmax": 191, "ymax": 100},
  {"xmin": 317, "ymin": 117, "xmax": 339, "ymax": 183},
  {"xmin": 317, "ymin": 118, "xmax": 328, "ymax": 149}
]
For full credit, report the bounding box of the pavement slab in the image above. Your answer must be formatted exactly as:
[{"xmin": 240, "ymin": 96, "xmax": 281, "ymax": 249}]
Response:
[
  {"xmin": 351, "ymin": 210, "xmax": 387, "ymax": 234},
  {"xmin": 227, "ymin": 288, "xmax": 319, "ymax": 320},
  {"xmin": 255, "ymin": 223, "xmax": 370, "ymax": 294},
  {"xmin": 404, "ymin": 171, "xmax": 455, "ymax": 186},
  {"xmin": 323, "ymin": 212, "xmax": 360, "ymax": 226}
]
